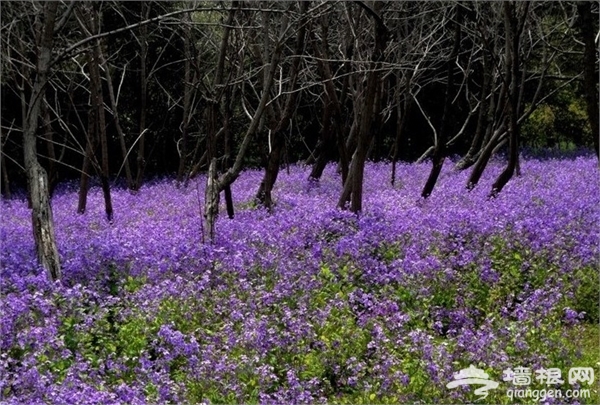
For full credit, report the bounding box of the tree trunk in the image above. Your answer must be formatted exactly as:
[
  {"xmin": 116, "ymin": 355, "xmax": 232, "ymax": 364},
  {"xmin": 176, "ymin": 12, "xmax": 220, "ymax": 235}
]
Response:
[
  {"xmin": 256, "ymin": 1, "xmax": 308, "ymax": 210},
  {"xmin": 23, "ymin": 1, "xmax": 61, "ymax": 281},
  {"xmin": 421, "ymin": 7, "xmax": 461, "ymax": 198},
  {"xmin": 100, "ymin": 46, "xmax": 133, "ymax": 189},
  {"xmin": 203, "ymin": 10, "xmax": 289, "ymax": 242},
  {"xmin": 490, "ymin": 1, "xmax": 527, "ymax": 197},
  {"xmin": 455, "ymin": 49, "xmax": 493, "ymax": 171},
  {"xmin": 391, "ymin": 78, "xmax": 412, "ymax": 187},
  {"xmin": 309, "ymin": 100, "xmax": 335, "ymax": 181},
  {"xmin": 203, "ymin": 158, "xmax": 219, "ymax": 243},
  {"xmin": 134, "ymin": 1, "xmax": 151, "ymax": 190},
  {"xmin": 338, "ymin": 1, "xmax": 388, "ymax": 212},
  {"xmin": 577, "ymin": 2, "xmax": 599, "ymax": 158},
  {"xmin": 88, "ymin": 6, "xmax": 113, "ymax": 221},
  {"xmin": 78, "ymin": 108, "xmax": 97, "ymax": 214},
  {"xmin": 177, "ymin": 7, "xmax": 196, "ymax": 183}
]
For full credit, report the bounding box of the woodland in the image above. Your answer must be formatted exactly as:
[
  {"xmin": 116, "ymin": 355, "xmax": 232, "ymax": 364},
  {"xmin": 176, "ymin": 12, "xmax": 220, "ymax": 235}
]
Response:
[{"xmin": 0, "ymin": 1, "xmax": 599, "ymax": 404}]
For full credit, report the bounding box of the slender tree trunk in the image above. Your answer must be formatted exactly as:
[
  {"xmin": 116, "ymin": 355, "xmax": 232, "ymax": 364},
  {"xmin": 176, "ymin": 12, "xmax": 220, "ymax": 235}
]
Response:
[
  {"xmin": 309, "ymin": 18, "xmax": 350, "ymax": 183},
  {"xmin": 490, "ymin": 1, "xmax": 527, "ymax": 197},
  {"xmin": 23, "ymin": 1, "xmax": 61, "ymax": 281},
  {"xmin": 421, "ymin": 7, "xmax": 461, "ymax": 198},
  {"xmin": 223, "ymin": 87, "xmax": 235, "ymax": 219},
  {"xmin": 134, "ymin": 1, "xmax": 150, "ymax": 190},
  {"xmin": 577, "ymin": 2, "xmax": 599, "ymax": 158},
  {"xmin": 309, "ymin": 100, "xmax": 335, "ymax": 180},
  {"xmin": 203, "ymin": 10, "xmax": 288, "ymax": 241},
  {"xmin": 390, "ymin": 78, "xmax": 412, "ymax": 187},
  {"xmin": 100, "ymin": 47, "xmax": 133, "ymax": 189},
  {"xmin": 456, "ymin": 50, "xmax": 493, "ymax": 171},
  {"xmin": 256, "ymin": 1, "xmax": 308, "ymax": 210},
  {"xmin": 338, "ymin": 1, "xmax": 388, "ymax": 212},
  {"xmin": 78, "ymin": 108, "xmax": 96, "ymax": 214},
  {"xmin": 88, "ymin": 6, "xmax": 113, "ymax": 221},
  {"xmin": 203, "ymin": 158, "xmax": 219, "ymax": 243},
  {"xmin": 177, "ymin": 7, "xmax": 195, "ymax": 183}
]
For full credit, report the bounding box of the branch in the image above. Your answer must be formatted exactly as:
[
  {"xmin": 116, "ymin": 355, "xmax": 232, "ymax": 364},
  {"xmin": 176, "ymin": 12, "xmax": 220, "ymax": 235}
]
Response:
[{"xmin": 52, "ymin": 5, "xmax": 203, "ymax": 66}]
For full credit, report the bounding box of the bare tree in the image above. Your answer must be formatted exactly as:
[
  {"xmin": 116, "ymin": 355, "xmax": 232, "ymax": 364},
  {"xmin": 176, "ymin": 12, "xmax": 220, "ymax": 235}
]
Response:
[
  {"xmin": 338, "ymin": 1, "xmax": 389, "ymax": 213},
  {"xmin": 256, "ymin": 1, "xmax": 309, "ymax": 210},
  {"xmin": 21, "ymin": 2, "xmax": 62, "ymax": 281}
]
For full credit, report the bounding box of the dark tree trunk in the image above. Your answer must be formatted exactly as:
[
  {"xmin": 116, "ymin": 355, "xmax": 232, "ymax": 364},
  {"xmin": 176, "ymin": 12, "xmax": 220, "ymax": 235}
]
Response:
[
  {"xmin": 223, "ymin": 87, "xmax": 235, "ymax": 219},
  {"xmin": 256, "ymin": 1, "xmax": 309, "ymax": 210},
  {"xmin": 78, "ymin": 108, "xmax": 97, "ymax": 214},
  {"xmin": 23, "ymin": 1, "xmax": 61, "ymax": 281},
  {"xmin": 100, "ymin": 45, "xmax": 133, "ymax": 189},
  {"xmin": 577, "ymin": 2, "xmax": 599, "ymax": 158},
  {"xmin": 390, "ymin": 78, "xmax": 412, "ymax": 187},
  {"xmin": 310, "ymin": 14, "xmax": 351, "ymax": 184},
  {"xmin": 204, "ymin": 2, "xmax": 286, "ymax": 241},
  {"xmin": 134, "ymin": 1, "xmax": 151, "ymax": 191},
  {"xmin": 338, "ymin": 1, "xmax": 388, "ymax": 212},
  {"xmin": 309, "ymin": 100, "xmax": 335, "ymax": 181},
  {"xmin": 177, "ymin": 7, "xmax": 196, "ymax": 183},
  {"xmin": 421, "ymin": 7, "xmax": 462, "ymax": 198},
  {"xmin": 456, "ymin": 49, "xmax": 493, "ymax": 171},
  {"xmin": 490, "ymin": 1, "xmax": 528, "ymax": 197},
  {"xmin": 88, "ymin": 6, "xmax": 113, "ymax": 221}
]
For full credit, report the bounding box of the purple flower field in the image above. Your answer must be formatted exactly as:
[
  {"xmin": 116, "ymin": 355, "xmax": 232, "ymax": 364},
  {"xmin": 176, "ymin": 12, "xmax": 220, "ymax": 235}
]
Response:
[{"xmin": 1, "ymin": 156, "xmax": 598, "ymax": 404}]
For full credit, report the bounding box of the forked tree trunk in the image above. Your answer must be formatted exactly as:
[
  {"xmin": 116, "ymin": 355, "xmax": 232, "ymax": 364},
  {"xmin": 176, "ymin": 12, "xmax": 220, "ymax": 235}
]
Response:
[
  {"xmin": 256, "ymin": 1, "xmax": 308, "ymax": 210},
  {"xmin": 87, "ymin": 6, "xmax": 113, "ymax": 221},
  {"xmin": 203, "ymin": 8, "xmax": 287, "ymax": 242},
  {"xmin": 490, "ymin": 1, "xmax": 528, "ymax": 197},
  {"xmin": 23, "ymin": 1, "xmax": 61, "ymax": 281},
  {"xmin": 455, "ymin": 49, "xmax": 493, "ymax": 171},
  {"xmin": 421, "ymin": 7, "xmax": 461, "ymax": 198},
  {"xmin": 338, "ymin": 1, "xmax": 388, "ymax": 212}
]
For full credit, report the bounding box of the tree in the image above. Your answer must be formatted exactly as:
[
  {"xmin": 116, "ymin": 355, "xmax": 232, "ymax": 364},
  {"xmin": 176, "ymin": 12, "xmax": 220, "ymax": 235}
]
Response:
[
  {"xmin": 338, "ymin": 1, "xmax": 389, "ymax": 213},
  {"xmin": 577, "ymin": 2, "xmax": 599, "ymax": 158},
  {"xmin": 256, "ymin": 1, "xmax": 309, "ymax": 210},
  {"xmin": 21, "ymin": 2, "xmax": 62, "ymax": 281}
]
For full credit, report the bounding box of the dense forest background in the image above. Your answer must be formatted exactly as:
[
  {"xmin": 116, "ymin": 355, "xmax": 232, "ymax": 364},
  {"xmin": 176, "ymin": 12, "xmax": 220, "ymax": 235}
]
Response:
[{"xmin": 0, "ymin": 1, "xmax": 598, "ymax": 278}]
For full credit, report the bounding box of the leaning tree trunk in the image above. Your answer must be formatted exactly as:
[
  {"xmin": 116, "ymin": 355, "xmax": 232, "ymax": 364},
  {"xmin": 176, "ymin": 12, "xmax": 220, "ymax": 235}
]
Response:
[
  {"xmin": 23, "ymin": 2, "xmax": 61, "ymax": 281},
  {"xmin": 100, "ymin": 47, "xmax": 133, "ymax": 189},
  {"xmin": 256, "ymin": 1, "xmax": 308, "ymax": 210},
  {"xmin": 490, "ymin": 1, "xmax": 528, "ymax": 197},
  {"xmin": 455, "ymin": 48, "xmax": 493, "ymax": 171},
  {"xmin": 421, "ymin": 7, "xmax": 461, "ymax": 198},
  {"xmin": 338, "ymin": 1, "xmax": 388, "ymax": 213},
  {"xmin": 203, "ymin": 9, "xmax": 287, "ymax": 242}
]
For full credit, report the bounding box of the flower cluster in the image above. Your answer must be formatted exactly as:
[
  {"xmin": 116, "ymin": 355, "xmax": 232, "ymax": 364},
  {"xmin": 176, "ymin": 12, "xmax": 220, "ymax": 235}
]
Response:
[{"xmin": 1, "ymin": 154, "xmax": 598, "ymax": 403}]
